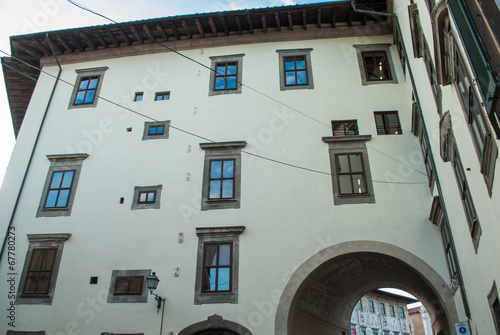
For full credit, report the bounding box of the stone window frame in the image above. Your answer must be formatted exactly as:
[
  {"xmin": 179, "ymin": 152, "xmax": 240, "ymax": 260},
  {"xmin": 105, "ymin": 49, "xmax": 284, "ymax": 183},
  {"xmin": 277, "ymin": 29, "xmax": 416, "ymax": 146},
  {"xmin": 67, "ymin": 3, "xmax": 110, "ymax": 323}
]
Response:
[
  {"xmin": 200, "ymin": 141, "xmax": 246, "ymax": 210},
  {"xmin": 106, "ymin": 269, "xmax": 150, "ymax": 303},
  {"xmin": 277, "ymin": 49, "xmax": 314, "ymax": 91},
  {"xmin": 17, "ymin": 234, "xmax": 71, "ymax": 305},
  {"xmin": 408, "ymin": 4, "xmax": 424, "ymax": 58},
  {"xmin": 368, "ymin": 300, "xmax": 375, "ymax": 313},
  {"xmin": 393, "ymin": 21, "xmax": 407, "ymax": 78},
  {"xmin": 134, "ymin": 92, "xmax": 143, "ymax": 101},
  {"xmin": 322, "ymin": 135, "xmax": 375, "ymax": 205},
  {"xmin": 131, "ymin": 185, "xmax": 162, "ymax": 210},
  {"xmin": 36, "ymin": 154, "xmax": 88, "ymax": 218},
  {"xmin": 354, "ymin": 44, "xmax": 398, "ymax": 86},
  {"xmin": 487, "ymin": 282, "xmax": 500, "ymax": 334},
  {"xmin": 194, "ymin": 226, "xmax": 245, "ymax": 305},
  {"xmin": 142, "ymin": 121, "xmax": 170, "ymax": 140},
  {"xmin": 208, "ymin": 54, "xmax": 244, "ymax": 96},
  {"xmin": 68, "ymin": 67, "xmax": 108, "ymax": 109}
]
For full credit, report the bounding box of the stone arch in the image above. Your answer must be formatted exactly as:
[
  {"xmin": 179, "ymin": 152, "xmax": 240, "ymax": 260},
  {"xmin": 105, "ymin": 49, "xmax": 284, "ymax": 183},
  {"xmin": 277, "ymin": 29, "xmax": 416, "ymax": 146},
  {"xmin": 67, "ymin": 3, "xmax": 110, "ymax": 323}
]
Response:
[
  {"xmin": 432, "ymin": 0, "xmax": 452, "ymax": 85},
  {"xmin": 179, "ymin": 315, "xmax": 253, "ymax": 335},
  {"xmin": 275, "ymin": 241, "xmax": 459, "ymax": 335}
]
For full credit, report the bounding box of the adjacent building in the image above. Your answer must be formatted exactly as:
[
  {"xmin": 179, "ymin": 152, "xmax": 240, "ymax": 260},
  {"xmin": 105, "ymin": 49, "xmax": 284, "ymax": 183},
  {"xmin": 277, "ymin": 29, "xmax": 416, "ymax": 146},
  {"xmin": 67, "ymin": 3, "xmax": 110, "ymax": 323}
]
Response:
[{"xmin": 1, "ymin": 0, "xmax": 499, "ymax": 334}]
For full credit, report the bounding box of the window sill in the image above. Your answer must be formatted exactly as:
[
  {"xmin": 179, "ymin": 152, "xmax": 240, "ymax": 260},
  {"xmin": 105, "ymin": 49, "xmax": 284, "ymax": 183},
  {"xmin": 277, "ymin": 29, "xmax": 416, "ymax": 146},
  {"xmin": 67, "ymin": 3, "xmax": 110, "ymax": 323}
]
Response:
[{"xmin": 205, "ymin": 199, "xmax": 237, "ymax": 203}]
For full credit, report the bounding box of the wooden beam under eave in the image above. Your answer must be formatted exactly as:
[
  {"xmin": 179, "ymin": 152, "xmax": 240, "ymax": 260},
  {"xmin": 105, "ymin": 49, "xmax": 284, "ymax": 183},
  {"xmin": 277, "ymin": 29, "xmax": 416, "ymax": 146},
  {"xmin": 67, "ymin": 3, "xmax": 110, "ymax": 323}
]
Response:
[
  {"xmin": 247, "ymin": 14, "xmax": 254, "ymax": 34},
  {"xmin": 156, "ymin": 23, "xmax": 169, "ymax": 41},
  {"xmin": 143, "ymin": 24, "xmax": 156, "ymax": 42},
  {"xmin": 317, "ymin": 8, "xmax": 322, "ymax": 28},
  {"xmin": 261, "ymin": 13, "xmax": 267, "ymax": 33},
  {"xmin": 45, "ymin": 36, "xmax": 62, "ymax": 54},
  {"xmin": 29, "ymin": 39, "xmax": 50, "ymax": 56},
  {"xmin": 68, "ymin": 35, "xmax": 85, "ymax": 52},
  {"xmin": 107, "ymin": 30, "xmax": 121, "ymax": 47},
  {"xmin": 118, "ymin": 28, "xmax": 132, "ymax": 46},
  {"xmin": 208, "ymin": 17, "xmax": 218, "ymax": 37},
  {"xmin": 195, "ymin": 19, "xmax": 205, "ymax": 38},
  {"xmin": 275, "ymin": 12, "xmax": 281, "ymax": 32},
  {"xmin": 95, "ymin": 32, "xmax": 109, "ymax": 48},
  {"xmin": 80, "ymin": 32, "xmax": 96, "ymax": 50},
  {"xmin": 12, "ymin": 41, "xmax": 43, "ymax": 58},
  {"xmin": 56, "ymin": 35, "xmax": 74, "ymax": 52},
  {"xmin": 220, "ymin": 16, "xmax": 229, "ymax": 36},
  {"xmin": 332, "ymin": 8, "xmax": 336, "ymax": 28},
  {"xmin": 302, "ymin": 9, "xmax": 307, "ymax": 30},
  {"xmin": 169, "ymin": 21, "xmax": 181, "ymax": 40},
  {"xmin": 130, "ymin": 26, "xmax": 144, "ymax": 44},
  {"xmin": 287, "ymin": 11, "xmax": 293, "ymax": 31},
  {"xmin": 235, "ymin": 16, "xmax": 242, "ymax": 34},
  {"xmin": 181, "ymin": 20, "xmax": 192, "ymax": 39}
]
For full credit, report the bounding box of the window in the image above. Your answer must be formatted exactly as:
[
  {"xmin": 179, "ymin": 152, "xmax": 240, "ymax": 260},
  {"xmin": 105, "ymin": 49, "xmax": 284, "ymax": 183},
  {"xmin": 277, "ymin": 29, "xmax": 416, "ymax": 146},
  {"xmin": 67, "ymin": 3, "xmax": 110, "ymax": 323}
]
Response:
[
  {"xmin": 423, "ymin": 40, "xmax": 442, "ymax": 109},
  {"xmin": 332, "ymin": 120, "xmax": 359, "ymax": 136},
  {"xmin": 277, "ymin": 49, "xmax": 314, "ymax": 90},
  {"xmin": 357, "ymin": 300, "xmax": 363, "ymax": 310},
  {"xmin": 368, "ymin": 300, "xmax": 375, "ymax": 313},
  {"xmin": 389, "ymin": 305, "xmax": 395, "ymax": 317},
  {"xmin": 200, "ymin": 141, "xmax": 246, "ymax": 210},
  {"xmin": 420, "ymin": 125, "xmax": 436, "ymax": 190},
  {"xmin": 155, "ymin": 92, "xmax": 170, "ymax": 101},
  {"xmin": 408, "ymin": 4, "xmax": 424, "ymax": 58},
  {"xmin": 452, "ymin": 143, "xmax": 482, "ymax": 251},
  {"xmin": 131, "ymin": 185, "xmax": 162, "ymax": 210},
  {"xmin": 354, "ymin": 44, "xmax": 398, "ymax": 85},
  {"xmin": 323, "ymin": 135, "xmax": 375, "ymax": 205},
  {"xmin": 36, "ymin": 154, "xmax": 88, "ymax": 218},
  {"xmin": 209, "ymin": 54, "xmax": 244, "ymax": 96},
  {"xmin": 107, "ymin": 269, "xmax": 150, "ymax": 303},
  {"xmin": 380, "ymin": 303, "xmax": 386, "ymax": 315},
  {"xmin": 488, "ymin": 282, "xmax": 500, "ymax": 335},
  {"xmin": 134, "ymin": 92, "xmax": 143, "ymax": 101},
  {"xmin": 142, "ymin": 121, "xmax": 170, "ymax": 140},
  {"xmin": 394, "ymin": 23, "xmax": 407, "ymax": 77},
  {"xmin": 195, "ymin": 226, "xmax": 245, "ymax": 304},
  {"xmin": 374, "ymin": 111, "xmax": 402, "ymax": 135},
  {"xmin": 69, "ymin": 67, "xmax": 107, "ymax": 109},
  {"xmin": 399, "ymin": 307, "xmax": 405, "ymax": 318},
  {"xmin": 17, "ymin": 233, "xmax": 71, "ymax": 305}
]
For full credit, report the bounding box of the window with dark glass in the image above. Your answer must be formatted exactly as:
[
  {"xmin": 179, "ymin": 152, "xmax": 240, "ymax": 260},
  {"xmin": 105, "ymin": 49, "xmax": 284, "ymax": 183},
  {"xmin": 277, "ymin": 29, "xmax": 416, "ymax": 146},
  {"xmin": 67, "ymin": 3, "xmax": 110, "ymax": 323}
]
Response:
[
  {"xmin": 423, "ymin": 40, "xmax": 441, "ymax": 103},
  {"xmin": 374, "ymin": 111, "xmax": 402, "ymax": 135},
  {"xmin": 357, "ymin": 300, "xmax": 363, "ymax": 310},
  {"xmin": 134, "ymin": 92, "xmax": 143, "ymax": 101},
  {"xmin": 24, "ymin": 248, "xmax": 57, "ymax": 295},
  {"xmin": 44, "ymin": 170, "xmax": 75, "ymax": 209},
  {"xmin": 155, "ymin": 92, "xmax": 170, "ymax": 101},
  {"xmin": 208, "ymin": 159, "xmax": 235, "ymax": 200},
  {"xmin": 441, "ymin": 220, "xmax": 458, "ymax": 278},
  {"xmin": 74, "ymin": 76, "xmax": 99, "ymax": 105},
  {"xmin": 137, "ymin": 191, "xmax": 156, "ymax": 204},
  {"xmin": 114, "ymin": 276, "xmax": 144, "ymax": 295},
  {"xmin": 335, "ymin": 153, "xmax": 367, "ymax": 195},
  {"xmin": 362, "ymin": 51, "xmax": 392, "ymax": 81},
  {"xmin": 202, "ymin": 242, "xmax": 232, "ymax": 292},
  {"xmin": 380, "ymin": 303, "xmax": 386, "ymax": 315},
  {"xmin": 214, "ymin": 62, "xmax": 238, "ymax": 91},
  {"xmin": 332, "ymin": 120, "xmax": 359, "ymax": 136},
  {"xmin": 399, "ymin": 307, "xmax": 405, "ymax": 318},
  {"xmin": 148, "ymin": 125, "xmax": 164, "ymax": 136},
  {"xmin": 283, "ymin": 56, "xmax": 308, "ymax": 86},
  {"xmin": 389, "ymin": 305, "xmax": 395, "ymax": 317},
  {"xmin": 368, "ymin": 300, "xmax": 375, "ymax": 313}
]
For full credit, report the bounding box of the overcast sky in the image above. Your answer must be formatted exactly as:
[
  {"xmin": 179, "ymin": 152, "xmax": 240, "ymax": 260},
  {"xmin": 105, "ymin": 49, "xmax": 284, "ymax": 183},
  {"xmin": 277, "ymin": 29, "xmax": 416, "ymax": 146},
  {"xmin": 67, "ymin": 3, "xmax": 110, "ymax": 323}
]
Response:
[{"xmin": 0, "ymin": 0, "xmax": 334, "ymax": 187}]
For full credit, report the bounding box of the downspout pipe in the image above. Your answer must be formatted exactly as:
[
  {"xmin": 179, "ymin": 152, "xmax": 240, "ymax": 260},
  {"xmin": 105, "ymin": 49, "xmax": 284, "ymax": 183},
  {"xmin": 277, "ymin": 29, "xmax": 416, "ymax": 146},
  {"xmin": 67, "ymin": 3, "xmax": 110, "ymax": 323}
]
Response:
[{"xmin": 0, "ymin": 33, "xmax": 62, "ymax": 262}]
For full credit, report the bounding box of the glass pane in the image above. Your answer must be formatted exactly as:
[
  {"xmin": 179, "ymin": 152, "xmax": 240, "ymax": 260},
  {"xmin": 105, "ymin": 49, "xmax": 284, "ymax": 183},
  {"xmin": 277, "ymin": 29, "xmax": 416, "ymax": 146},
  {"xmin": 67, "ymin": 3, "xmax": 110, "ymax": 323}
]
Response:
[
  {"xmin": 209, "ymin": 181, "xmax": 221, "ymax": 198},
  {"xmin": 353, "ymin": 174, "xmax": 367, "ymax": 193},
  {"xmin": 217, "ymin": 267, "xmax": 230, "ymax": 290},
  {"xmin": 157, "ymin": 126, "xmax": 164, "ymax": 134},
  {"xmin": 285, "ymin": 60, "xmax": 295, "ymax": 70},
  {"xmin": 88, "ymin": 78, "xmax": 99, "ymax": 89},
  {"xmin": 79, "ymin": 79, "xmax": 89, "ymax": 90},
  {"xmin": 226, "ymin": 76, "xmax": 236, "ymax": 89},
  {"xmin": 222, "ymin": 180, "xmax": 234, "ymax": 198},
  {"xmin": 295, "ymin": 59, "xmax": 306, "ymax": 70},
  {"xmin": 24, "ymin": 273, "xmax": 40, "ymax": 293},
  {"xmin": 219, "ymin": 244, "xmax": 231, "ymax": 265},
  {"xmin": 363, "ymin": 54, "xmax": 375, "ymax": 65},
  {"xmin": 41, "ymin": 249, "xmax": 56, "ymax": 270},
  {"xmin": 45, "ymin": 190, "xmax": 59, "ymax": 208},
  {"xmin": 30, "ymin": 250, "xmax": 44, "ymax": 270},
  {"xmin": 139, "ymin": 193, "xmax": 147, "ymax": 202},
  {"xmin": 204, "ymin": 244, "xmax": 218, "ymax": 266},
  {"xmin": 209, "ymin": 268, "xmax": 217, "ymax": 290},
  {"xmin": 75, "ymin": 92, "xmax": 85, "ymax": 104},
  {"xmin": 349, "ymin": 154, "xmax": 363, "ymax": 172},
  {"xmin": 56, "ymin": 190, "xmax": 69, "ymax": 207},
  {"xmin": 285, "ymin": 72, "xmax": 296, "ymax": 85},
  {"xmin": 216, "ymin": 65, "xmax": 226, "ymax": 76},
  {"xmin": 61, "ymin": 171, "xmax": 74, "ymax": 188},
  {"xmin": 149, "ymin": 127, "xmax": 156, "ymax": 135},
  {"xmin": 115, "ymin": 277, "xmax": 128, "ymax": 293},
  {"xmin": 215, "ymin": 77, "xmax": 226, "ymax": 90},
  {"xmin": 223, "ymin": 160, "xmax": 234, "ymax": 178},
  {"xmin": 128, "ymin": 278, "xmax": 142, "ymax": 293},
  {"xmin": 227, "ymin": 65, "xmax": 237, "ymax": 75},
  {"xmin": 156, "ymin": 95, "xmax": 163, "ymax": 101},
  {"xmin": 296, "ymin": 71, "xmax": 307, "ymax": 84},
  {"xmin": 135, "ymin": 94, "xmax": 143, "ymax": 101},
  {"xmin": 387, "ymin": 113, "xmax": 399, "ymax": 126},
  {"xmin": 50, "ymin": 172, "xmax": 63, "ymax": 188},
  {"xmin": 36, "ymin": 272, "xmax": 51, "ymax": 293},
  {"xmin": 84, "ymin": 90, "xmax": 95, "ymax": 103},
  {"xmin": 211, "ymin": 161, "xmax": 222, "ymax": 178},
  {"xmin": 147, "ymin": 192, "xmax": 155, "ymax": 202},
  {"xmin": 339, "ymin": 175, "xmax": 353, "ymax": 194},
  {"xmin": 337, "ymin": 155, "xmax": 350, "ymax": 173}
]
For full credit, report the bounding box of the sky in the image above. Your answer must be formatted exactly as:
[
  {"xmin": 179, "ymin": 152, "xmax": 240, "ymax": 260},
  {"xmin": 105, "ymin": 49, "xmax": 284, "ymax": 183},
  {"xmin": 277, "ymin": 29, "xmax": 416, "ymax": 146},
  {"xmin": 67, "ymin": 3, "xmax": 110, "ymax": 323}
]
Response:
[{"xmin": 0, "ymin": 0, "xmax": 334, "ymax": 187}]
